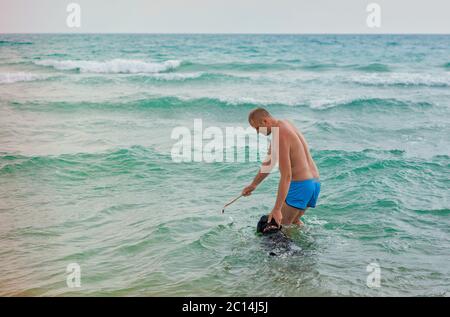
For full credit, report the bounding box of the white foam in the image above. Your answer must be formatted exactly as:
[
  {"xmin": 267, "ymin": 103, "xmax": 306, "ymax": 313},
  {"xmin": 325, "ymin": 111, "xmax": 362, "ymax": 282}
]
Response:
[
  {"xmin": 34, "ymin": 59, "xmax": 181, "ymax": 74},
  {"xmin": 307, "ymin": 217, "xmax": 328, "ymax": 225},
  {"xmin": 0, "ymin": 72, "xmax": 49, "ymax": 84},
  {"xmin": 347, "ymin": 73, "xmax": 450, "ymax": 87},
  {"xmin": 137, "ymin": 72, "xmax": 203, "ymax": 80}
]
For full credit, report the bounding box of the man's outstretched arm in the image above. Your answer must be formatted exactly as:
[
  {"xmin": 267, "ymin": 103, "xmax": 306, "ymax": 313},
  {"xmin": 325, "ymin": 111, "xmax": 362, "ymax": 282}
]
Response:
[{"xmin": 242, "ymin": 145, "xmax": 273, "ymax": 196}]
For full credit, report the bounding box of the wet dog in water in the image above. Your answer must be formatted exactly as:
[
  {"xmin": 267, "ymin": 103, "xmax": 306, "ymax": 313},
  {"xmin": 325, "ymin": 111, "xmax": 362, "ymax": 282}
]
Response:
[
  {"xmin": 256, "ymin": 215, "xmax": 302, "ymax": 256},
  {"xmin": 256, "ymin": 215, "xmax": 282, "ymax": 235}
]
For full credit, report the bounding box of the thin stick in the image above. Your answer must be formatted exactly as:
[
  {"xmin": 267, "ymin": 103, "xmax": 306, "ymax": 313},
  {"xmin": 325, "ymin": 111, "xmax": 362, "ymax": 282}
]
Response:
[{"xmin": 221, "ymin": 194, "xmax": 243, "ymax": 214}]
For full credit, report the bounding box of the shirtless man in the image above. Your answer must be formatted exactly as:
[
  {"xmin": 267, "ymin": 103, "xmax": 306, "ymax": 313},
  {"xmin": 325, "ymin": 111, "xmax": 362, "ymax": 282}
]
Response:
[{"xmin": 242, "ymin": 108, "xmax": 320, "ymax": 227}]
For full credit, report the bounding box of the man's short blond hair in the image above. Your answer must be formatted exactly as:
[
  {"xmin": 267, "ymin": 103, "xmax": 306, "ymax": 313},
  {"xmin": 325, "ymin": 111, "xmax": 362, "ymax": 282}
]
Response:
[{"xmin": 248, "ymin": 108, "xmax": 272, "ymax": 124}]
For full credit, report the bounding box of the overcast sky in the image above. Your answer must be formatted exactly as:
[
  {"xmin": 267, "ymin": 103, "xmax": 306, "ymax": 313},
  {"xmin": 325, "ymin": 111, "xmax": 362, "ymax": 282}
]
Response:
[{"xmin": 1, "ymin": 0, "xmax": 449, "ymax": 34}]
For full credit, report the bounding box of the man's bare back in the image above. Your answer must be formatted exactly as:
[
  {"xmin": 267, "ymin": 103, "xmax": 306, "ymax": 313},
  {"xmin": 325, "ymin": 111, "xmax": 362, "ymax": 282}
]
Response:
[{"xmin": 278, "ymin": 120, "xmax": 319, "ymax": 181}]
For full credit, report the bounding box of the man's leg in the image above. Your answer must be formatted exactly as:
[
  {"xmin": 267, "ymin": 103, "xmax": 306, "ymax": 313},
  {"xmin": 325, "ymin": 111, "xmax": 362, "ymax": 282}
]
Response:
[
  {"xmin": 281, "ymin": 202, "xmax": 302, "ymax": 226},
  {"xmin": 293, "ymin": 209, "xmax": 306, "ymax": 226}
]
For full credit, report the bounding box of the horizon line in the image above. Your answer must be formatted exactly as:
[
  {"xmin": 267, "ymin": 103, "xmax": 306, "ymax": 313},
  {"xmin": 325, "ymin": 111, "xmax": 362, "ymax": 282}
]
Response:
[{"xmin": 1, "ymin": 32, "xmax": 449, "ymax": 36}]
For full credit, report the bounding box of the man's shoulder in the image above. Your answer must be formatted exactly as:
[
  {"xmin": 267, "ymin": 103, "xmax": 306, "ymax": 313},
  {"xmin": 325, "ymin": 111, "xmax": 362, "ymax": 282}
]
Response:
[{"xmin": 278, "ymin": 120, "xmax": 297, "ymax": 135}]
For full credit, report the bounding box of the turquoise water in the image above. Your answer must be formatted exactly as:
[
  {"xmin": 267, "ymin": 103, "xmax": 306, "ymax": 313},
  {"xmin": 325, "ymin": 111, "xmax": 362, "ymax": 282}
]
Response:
[{"xmin": 0, "ymin": 34, "xmax": 449, "ymax": 296}]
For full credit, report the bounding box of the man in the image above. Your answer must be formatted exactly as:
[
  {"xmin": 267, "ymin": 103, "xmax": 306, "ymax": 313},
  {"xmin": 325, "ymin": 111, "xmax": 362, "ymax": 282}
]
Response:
[{"xmin": 242, "ymin": 108, "xmax": 320, "ymax": 227}]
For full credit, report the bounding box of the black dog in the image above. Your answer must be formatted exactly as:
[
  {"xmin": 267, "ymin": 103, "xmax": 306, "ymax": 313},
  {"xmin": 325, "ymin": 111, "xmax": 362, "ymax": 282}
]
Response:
[
  {"xmin": 256, "ymin": 215, "xmax": 282, "ymax": 235},
  {"xmin": 256, "ymin": 215, "xmax": 303, "ymax": 256}
]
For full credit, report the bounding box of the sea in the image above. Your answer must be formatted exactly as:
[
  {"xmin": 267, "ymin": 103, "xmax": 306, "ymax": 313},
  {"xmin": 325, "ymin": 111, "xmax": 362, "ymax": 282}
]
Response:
[{"xmin": 0, "ymin": 34, "xmax": 449, "ymax": 296}]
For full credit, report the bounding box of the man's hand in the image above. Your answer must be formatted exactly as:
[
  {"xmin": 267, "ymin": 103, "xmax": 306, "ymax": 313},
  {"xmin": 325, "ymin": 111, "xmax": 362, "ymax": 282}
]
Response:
[
  {"xmin": 242, "ymin": 184, "xmax": 256, "ymax": 196},
  {"xmin": 268, "ymin": 208, "xmax": 282, "ymax": 227}
]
